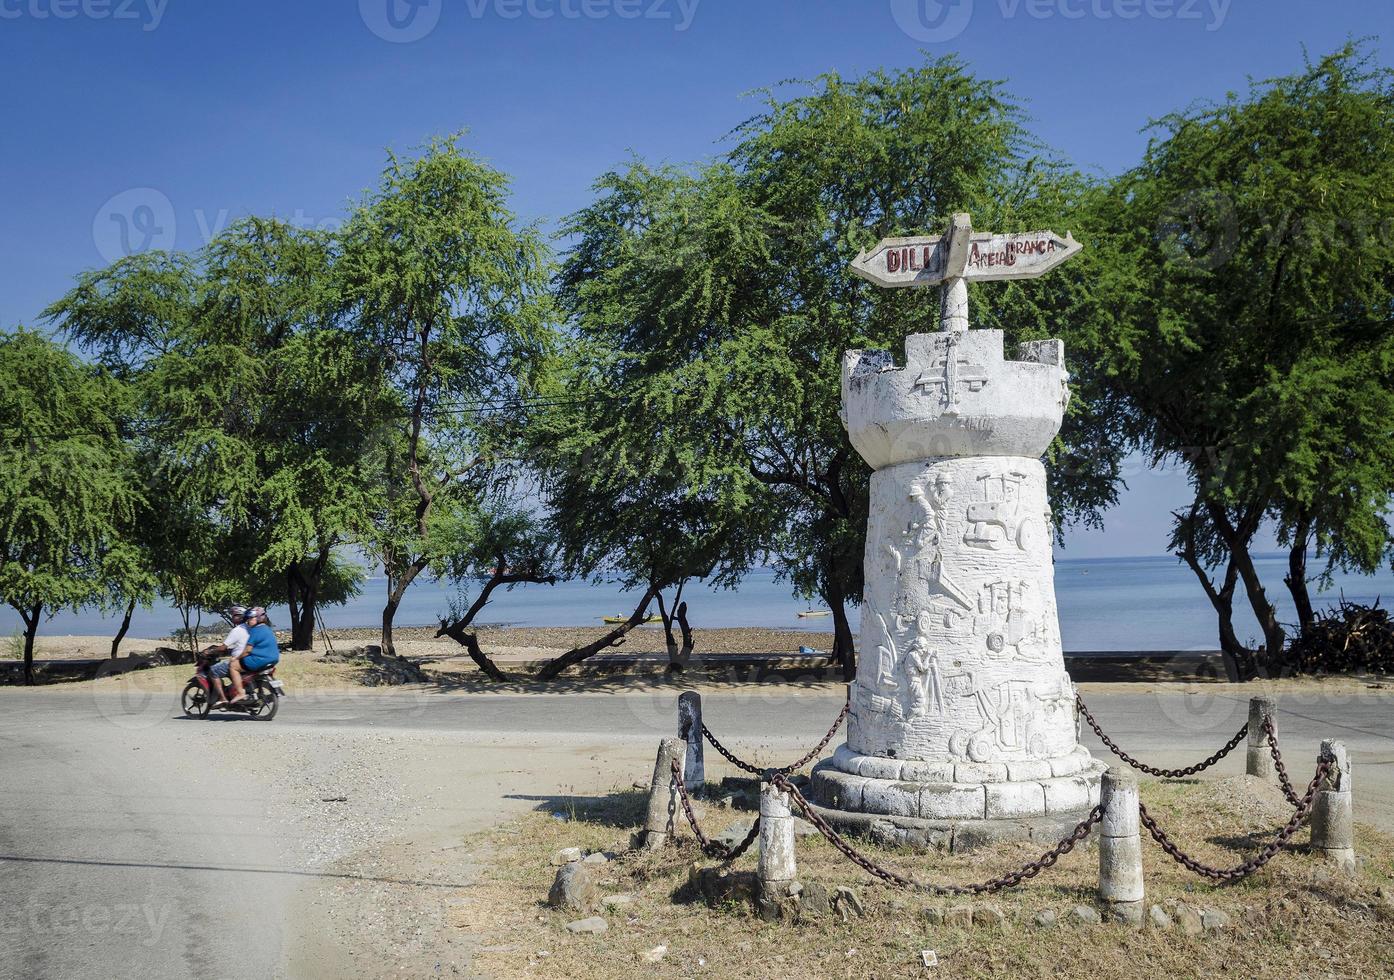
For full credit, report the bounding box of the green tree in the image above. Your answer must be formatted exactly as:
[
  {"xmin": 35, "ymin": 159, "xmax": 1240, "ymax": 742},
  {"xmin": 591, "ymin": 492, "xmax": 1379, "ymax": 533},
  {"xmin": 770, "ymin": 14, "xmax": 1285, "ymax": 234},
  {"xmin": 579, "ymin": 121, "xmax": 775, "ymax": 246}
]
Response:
[
  {"xmin": 433, "ymin": 505, "xmax": 557, "ymax": 681},
  {"xmin": 49, "ymin": 221, "xmax": 384, "ymax": 650},
  {"xmin": 334, "ymin": 135, "xmax": 554, "ymax": 654},
  {"xmin": 558, "ymin": 60, "xmax": 1122, "ymax": 676},
  {"xmin": 0, "ymin": 330, "xmax": 144, "ymax": 683},
  {"xmin": 1083, "ymin": 44, "xmax": 1394, "ymax": 677},
  {"xmin": 527, "ymin": 332, "xmax": 764, "ymax": 678}
]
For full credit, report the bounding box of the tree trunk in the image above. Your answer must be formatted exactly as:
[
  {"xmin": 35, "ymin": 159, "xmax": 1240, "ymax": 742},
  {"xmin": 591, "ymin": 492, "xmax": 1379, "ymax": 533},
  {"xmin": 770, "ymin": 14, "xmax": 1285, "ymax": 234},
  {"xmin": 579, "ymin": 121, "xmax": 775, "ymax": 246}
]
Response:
[
  {"xmin": 436, "ymin": 620, "xmax": 510, "ymax": 682},
  {"xmin": 657, "ymin": 581, "xmax": 691, "ymax": 673},
  {"xmin": 1284, "ymin": 513, "xmax": 1315, "ymax": 635},
  {"xmin": 436, "ymin": 566, "xmax": 557, "ymax": 682},
  {"xmin": 381, "ymin": 561, "xmax": 425, "ymax": 656},
  {"xmin": 824, "ymin": 580, "xmax": 856, "ymax": 682},
  {"xmin": 536, "ymin": 587, "xmax": 658, "ymax": 681},
  {"xmin": 382, "ymin": 595, "xmax": 400, "ymax": 656},
  {"xmin": 675, "ymin": 600, "xmax": 695, "ymax": 664},
  {"xmin": 21, "ymin": 603, "xmax": 41, "ymax": 686},
  {"xmin": 1206, "ymin": 503, "xmax": 1285, "ymax": 675},
  {"xmin": 287, "ymin": 552, "xmax": 328, "ymax": 651},
  {"xmin": 1175, "ymin": 506, "xmax": 1253, "ymax": 681},
  {"xmin": 1180, "ymin": 553, "xmax": 1250, "ymax": 681},
  {"xmin": 110, "ymin": 598, "xmax": 136, "ymax": 659}
]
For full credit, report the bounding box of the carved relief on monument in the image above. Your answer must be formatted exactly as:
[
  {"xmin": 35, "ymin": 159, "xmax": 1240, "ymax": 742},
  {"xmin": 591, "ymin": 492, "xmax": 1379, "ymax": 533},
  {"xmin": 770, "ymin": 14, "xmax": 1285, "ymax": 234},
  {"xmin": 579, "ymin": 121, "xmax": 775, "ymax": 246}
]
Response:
[
  {"xmin": 943, "ymin": 673, "xmax": 1075, "ymax": 763},
  {"xmin": 912, "ymin": 333, "xmax": 989, "ymax": 416},
  {"xmin": 963, "ymin": 470, "xmax": 1046, "ymax": 552}
]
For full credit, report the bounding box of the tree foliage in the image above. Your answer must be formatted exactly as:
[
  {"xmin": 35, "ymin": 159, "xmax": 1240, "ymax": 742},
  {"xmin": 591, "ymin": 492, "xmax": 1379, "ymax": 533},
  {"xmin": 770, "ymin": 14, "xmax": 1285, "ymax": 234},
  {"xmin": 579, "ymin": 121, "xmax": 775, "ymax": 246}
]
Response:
[
  {"xmin": 334, "ymin": 135, "xmax": 556, "ymax": 655},
  {"xmin": 1081, "ymin": 43, "xmax": 1394, "ymax": 677},
  {"xmin": 0, "ymin": 330, "xmax": 145, "ymax": 682},
  {"xmin": 552, "ymin": 58, "xmax": 1124, "ymax": 676}
]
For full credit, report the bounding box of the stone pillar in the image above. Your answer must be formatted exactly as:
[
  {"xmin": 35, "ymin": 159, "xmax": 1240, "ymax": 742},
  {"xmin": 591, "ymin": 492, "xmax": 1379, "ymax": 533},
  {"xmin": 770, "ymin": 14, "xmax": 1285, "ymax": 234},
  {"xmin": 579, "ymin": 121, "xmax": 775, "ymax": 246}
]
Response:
[
  {"xmin": 1098, "ymin": 766, "xmax": 1144, "ymax": 925},
  {"xmin": 1245, "ymin": 696, "xmax": 1275, "ymax": 779},
  {"xmin": 678, "ymin": 691, "xmax": 705, "ymax": 794},
  {"xmin": 1310, "ymin": 739, "xmax": 1355, "ymax": 872},
  {"xmin": 811, "ymin": 329, "xmax": 1104, "ymax": 850},
  {"xmin": 641, "ymin": 737, "xmax": 684, "ymax": 850},
  {"xmin": 757, "ymin": 782, "xmax": 797, "ymax": 907}
]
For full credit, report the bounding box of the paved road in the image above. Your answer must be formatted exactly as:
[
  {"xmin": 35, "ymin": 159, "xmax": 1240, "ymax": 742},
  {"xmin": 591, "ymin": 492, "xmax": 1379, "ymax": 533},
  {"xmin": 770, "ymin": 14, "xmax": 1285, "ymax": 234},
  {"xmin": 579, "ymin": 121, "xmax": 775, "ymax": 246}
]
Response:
[{"xmin": 2, "ymin": 685, "xmax": 1391, "ymax": 978}]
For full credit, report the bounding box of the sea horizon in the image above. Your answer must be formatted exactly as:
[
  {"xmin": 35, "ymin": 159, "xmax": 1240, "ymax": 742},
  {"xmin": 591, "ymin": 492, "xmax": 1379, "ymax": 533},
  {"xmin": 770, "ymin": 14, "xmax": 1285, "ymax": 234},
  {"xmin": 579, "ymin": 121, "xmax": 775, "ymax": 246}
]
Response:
[{"xmin": 5, "ymin": 551, "xmax": 1391, "ymax": 655}]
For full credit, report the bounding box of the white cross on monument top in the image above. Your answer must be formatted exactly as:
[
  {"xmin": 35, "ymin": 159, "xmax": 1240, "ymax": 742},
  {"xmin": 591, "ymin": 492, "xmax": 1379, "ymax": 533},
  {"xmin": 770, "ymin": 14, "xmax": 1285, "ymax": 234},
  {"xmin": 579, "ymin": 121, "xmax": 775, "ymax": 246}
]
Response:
[{"xmin": 849, "ymin": 213, "xmax": 1082, "ymax": 332}]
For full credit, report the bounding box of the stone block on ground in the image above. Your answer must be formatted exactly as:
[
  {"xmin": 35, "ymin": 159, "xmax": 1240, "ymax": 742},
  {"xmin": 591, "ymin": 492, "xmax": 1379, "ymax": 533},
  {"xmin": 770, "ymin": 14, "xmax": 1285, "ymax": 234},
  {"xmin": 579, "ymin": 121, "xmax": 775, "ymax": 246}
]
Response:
[
  {"xmin": 1107, "ymin": 903, "xmax": 1144, "ymax": 928},
  {"xmin": 548, "ymin": 863, "xmax": 597, "ymax": 913},
  {"xmin": 1200, "ymin": 908, "xmax": 1230, "ymax": 933},
  {"xmin": 834, "ymin": 886, "xmax": 865, "ymax": 918},
  {"xmin": 973, "ymin": 904, "xmax": 1010, "ymax": 930},
  {"xmin": 1068, "ymin": 905, "xmax": 1101, "ymax": 926},
  {"xmin": 551, "ymin": 847, "xmax": 583, "ymax": 866},
  {"xmin": 601, "ymin": 894, "xmax": 635, "ymax": 909},
  {"xmin": 1033, "ymin": 909, "xmax": 1058, "ymax": 929},
  {"xmin": 945, "ymin": 904, "xmax": 974, "ymax": 927},
  {"xmin": 691, "ymin": 866, "xmax": 757, "ymax": 906},
  {"xmin": 1148, "ymin": 905, "xmax": 1173, "ymax": 931},
  {"xmin": 799, "ymin": 881, "xmax": 832, "ymax": 920},
  {"xmin": 563, "ymin": 917, "xmax": 607, "ymax": 935},
  {"xmin": 1174, "ymin": 903, "xmax": 1203, "ymax": 937}
]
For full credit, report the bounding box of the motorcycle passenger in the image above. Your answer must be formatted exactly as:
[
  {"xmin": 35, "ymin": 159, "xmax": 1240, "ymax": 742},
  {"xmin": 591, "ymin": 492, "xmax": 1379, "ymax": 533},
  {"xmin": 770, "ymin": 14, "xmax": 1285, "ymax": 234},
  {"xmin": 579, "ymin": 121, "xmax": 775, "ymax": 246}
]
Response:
[
  {"xmin": 227, "ymin": 607, "xmax": 281, "ymax": 703},
  {"xmin": 203, "ymin": 605, "xmax": 251, "ymax": 707}
]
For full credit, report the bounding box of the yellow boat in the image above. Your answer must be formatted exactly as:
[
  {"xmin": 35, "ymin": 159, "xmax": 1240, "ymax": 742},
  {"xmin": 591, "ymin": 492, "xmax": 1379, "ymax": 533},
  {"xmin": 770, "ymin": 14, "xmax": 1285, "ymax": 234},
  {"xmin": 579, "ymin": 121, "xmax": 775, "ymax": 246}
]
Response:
[
  {"xmin": 603, "ymin": 614, "xmax": 660, "ymax": 625},
  {"xmin": 798, "ymin": 610, "xmax": 832, "ymax": 618}
]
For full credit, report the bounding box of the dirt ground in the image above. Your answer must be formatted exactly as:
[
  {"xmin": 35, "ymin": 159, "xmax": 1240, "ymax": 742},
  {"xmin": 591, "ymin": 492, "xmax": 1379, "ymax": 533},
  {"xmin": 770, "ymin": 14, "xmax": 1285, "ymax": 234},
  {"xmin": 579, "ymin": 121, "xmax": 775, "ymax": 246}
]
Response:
[{"xmin": 451, "ymin": 775, "xmax": 1394, "ymax": 980}]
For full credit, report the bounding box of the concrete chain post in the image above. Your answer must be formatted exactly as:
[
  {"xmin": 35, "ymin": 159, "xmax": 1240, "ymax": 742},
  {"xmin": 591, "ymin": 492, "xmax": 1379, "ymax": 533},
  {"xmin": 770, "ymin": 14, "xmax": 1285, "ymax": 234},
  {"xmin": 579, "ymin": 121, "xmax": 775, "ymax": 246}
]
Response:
[
  {"xmin": 678, "ymin": 691, "xmax": 705, "ymax": 794},
  {"xmin": 1310, "ymin": 739, "xmax": 1355, "ymax": 873},
  {"xmin": 641, "ymin": 737, "xmax": 684, "ymax": 850},
  {"xmin": 756, "ymin": 781, "xmax": 797, "ymax": 918},
  {"xmin": 1098, "ymin": 765, "xmax": 1144, "ymax": 926},
  {"xmin": 1246, "ymin": 696, "xmax": 1276, "ymax": 778}
]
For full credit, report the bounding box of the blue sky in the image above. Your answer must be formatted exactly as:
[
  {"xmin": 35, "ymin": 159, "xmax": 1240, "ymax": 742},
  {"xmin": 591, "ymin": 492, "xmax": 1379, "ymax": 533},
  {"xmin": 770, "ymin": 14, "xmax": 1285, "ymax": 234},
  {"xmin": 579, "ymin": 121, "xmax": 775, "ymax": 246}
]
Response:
[{"xmin": 2, "ymin": 0, "xmax": 1388, "ymax": 558}]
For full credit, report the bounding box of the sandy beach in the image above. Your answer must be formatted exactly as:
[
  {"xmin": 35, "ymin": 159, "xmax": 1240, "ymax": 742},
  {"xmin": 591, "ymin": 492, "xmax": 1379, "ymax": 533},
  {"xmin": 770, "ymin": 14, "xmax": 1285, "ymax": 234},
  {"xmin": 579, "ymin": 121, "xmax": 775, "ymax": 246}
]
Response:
[{"xmin": 10, "ymin": 624, "xmax": 841, "ymax": 665}]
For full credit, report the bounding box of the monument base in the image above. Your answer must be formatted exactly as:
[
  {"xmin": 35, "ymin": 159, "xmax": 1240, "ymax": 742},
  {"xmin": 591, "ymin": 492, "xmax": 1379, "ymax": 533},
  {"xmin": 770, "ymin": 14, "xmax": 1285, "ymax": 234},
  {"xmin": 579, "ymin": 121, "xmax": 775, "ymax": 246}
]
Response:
[{"xmin": 810, "ymin": 744, "xmax": 1107, "ymax": 853}]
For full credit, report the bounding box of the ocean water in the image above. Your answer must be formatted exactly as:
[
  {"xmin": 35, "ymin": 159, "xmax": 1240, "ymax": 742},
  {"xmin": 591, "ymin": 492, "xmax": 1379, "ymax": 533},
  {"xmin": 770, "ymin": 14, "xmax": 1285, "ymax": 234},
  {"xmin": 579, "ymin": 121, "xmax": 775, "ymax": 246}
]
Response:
[{"xmin": 5, "ymin": 554, "xmax": 1392, "ymax": 653}]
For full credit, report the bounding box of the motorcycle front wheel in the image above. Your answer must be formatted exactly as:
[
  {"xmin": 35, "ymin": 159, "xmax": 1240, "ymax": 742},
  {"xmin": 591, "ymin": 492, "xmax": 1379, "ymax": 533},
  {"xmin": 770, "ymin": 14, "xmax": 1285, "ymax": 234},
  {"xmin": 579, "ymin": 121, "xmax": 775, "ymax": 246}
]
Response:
[
  {"xmin": 249, "ymin": 678, "xmax": 279, "ymax": 721},
  {"xmin": 181, "ymin": 681, "xmax": 211, "ymax": 719}
]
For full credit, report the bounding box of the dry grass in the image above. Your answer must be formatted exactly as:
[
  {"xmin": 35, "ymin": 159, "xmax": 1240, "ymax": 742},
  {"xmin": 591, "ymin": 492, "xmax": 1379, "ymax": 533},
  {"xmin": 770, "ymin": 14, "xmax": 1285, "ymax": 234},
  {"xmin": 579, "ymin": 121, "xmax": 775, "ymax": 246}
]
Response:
[{"xmin": 454, "ymin": 775, "xmax": 1394, "ymax": 979}]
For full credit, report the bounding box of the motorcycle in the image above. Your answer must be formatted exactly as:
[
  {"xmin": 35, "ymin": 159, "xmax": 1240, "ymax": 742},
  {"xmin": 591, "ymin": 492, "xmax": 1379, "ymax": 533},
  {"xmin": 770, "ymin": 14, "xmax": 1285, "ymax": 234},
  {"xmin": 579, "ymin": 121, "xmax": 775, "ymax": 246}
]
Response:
[{"xmin": 181, "ymin": 650, "xmax": 285, "ymax": 720}]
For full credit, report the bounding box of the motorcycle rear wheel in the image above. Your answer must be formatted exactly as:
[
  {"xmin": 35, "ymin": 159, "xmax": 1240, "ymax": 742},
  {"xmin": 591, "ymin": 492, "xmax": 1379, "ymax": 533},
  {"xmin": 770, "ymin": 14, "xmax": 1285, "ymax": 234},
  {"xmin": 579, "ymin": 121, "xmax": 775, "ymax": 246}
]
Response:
[
  {"xmin": 249, "ymin": 677, "xmax": 279, "ymax": 721},
  {"xmin": 181, "ymin": 681, "xmax": 211, "ymax": 719}
]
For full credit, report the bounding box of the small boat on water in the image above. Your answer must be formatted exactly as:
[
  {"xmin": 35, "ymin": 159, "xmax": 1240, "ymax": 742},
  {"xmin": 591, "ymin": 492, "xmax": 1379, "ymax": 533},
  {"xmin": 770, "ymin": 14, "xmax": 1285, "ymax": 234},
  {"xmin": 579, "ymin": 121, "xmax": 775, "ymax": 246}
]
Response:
[
  {"xmin": 602, "ymin": 614, "xmax": 660, "ymax": 625},
  {"xmin": 798, "ymin": 610, "xmax": 832, "ymax": 618}
]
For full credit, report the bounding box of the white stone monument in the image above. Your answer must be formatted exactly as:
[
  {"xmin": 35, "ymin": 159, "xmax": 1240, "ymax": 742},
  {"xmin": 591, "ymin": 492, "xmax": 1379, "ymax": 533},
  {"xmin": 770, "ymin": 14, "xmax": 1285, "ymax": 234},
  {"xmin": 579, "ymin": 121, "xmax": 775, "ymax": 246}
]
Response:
[{"xmin": 811, "ymin": 214, "xmax": 1106, "ymax": 850}]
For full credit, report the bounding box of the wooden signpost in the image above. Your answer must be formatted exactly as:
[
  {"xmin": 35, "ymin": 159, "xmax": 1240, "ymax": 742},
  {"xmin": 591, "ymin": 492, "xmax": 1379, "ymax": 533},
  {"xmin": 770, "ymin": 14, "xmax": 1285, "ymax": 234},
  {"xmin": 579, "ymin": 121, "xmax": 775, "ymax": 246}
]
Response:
[{"xmin": 849, "ymin": 213, "xmax": 1082, "ymax": 330}]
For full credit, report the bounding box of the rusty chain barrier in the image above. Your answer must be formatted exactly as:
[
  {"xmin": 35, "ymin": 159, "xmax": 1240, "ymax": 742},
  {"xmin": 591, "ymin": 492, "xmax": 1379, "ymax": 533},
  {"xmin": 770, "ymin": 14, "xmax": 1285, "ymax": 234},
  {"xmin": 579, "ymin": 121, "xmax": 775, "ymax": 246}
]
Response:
[
  {"xmin": 701, "ymin": 697, "xmax": 849, "ymax": 777},
  {"xmin": 671, "ymin": 694, "xmax": 1328, "ymax": 896},
  {"xmin": 671, "ymin": 758, "xmax": 761, "ymax": 861},
  {"xmin": 1138, "ymin": 753, "xmax": 1334, "ymax": 883},
  {"xmin": 1076, "ymin": 693, "xmax": 1249, "ymax": 778},
  {"xmin": 1265, "ymin": 715, "xmax": 1303, "ymax": 809},
  {"xmin": 767, "ymin": 770, "xmax": 1103, "ymax": 895}
]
